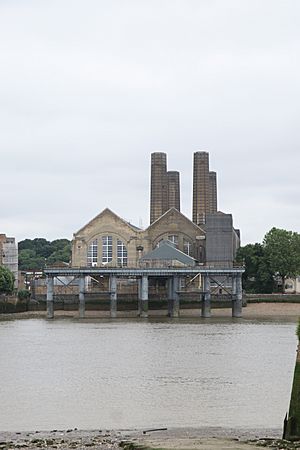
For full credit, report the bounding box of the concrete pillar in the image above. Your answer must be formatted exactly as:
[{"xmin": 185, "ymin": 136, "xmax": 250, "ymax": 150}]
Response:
[
  {"xmin": 110, "ymin": 275, "xmax": 117, "ymax": 318},
  {"xmin": 170, "ymin": 275, "xmax": 180, "ymax": 318},
  {"xmin": 140, "ymin": 275, "xmax": 148, "ymax": 318},
  {"xmin": 79, "ymin": 275, "xmax": 85, "ymax": 318},
  {"xmin": 202, "ymin": 274, "xmax": 211, "ymax": 318},
  {"xmin": 232, "ymin": 273, "xmax": 243, "ymax": 318},
  {"xmin": 167, "ymin": 277, "xmax": 173, "ymax": 316},
  {"xmin": 137, "ymin": 278, "xmax": 142, "ymax": 316},
  {"xmin": 46, "ymin": 276, "xmax": 54, "ymax": 319}
]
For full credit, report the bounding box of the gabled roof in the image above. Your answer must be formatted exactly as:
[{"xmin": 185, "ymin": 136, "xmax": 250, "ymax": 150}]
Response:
[
  {"xmin": 74, "ymin": 208, "xmax": 141, "ymax": 236},
  {"xmin": 147, "ymin": 207, "xmax": 205, "ymax": 234},
  {"xmin": 141, "ymin": 240, "xmax": 196, "ymax": 266}
]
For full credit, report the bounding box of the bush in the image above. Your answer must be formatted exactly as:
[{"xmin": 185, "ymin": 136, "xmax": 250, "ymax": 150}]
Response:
[
  {"xmin": 17, "ymin": 289, "xmax": 31, "ymax": 300},
  {"xmin": 0, "ymin": 266, "xmax": 15, "ymax": 294}
]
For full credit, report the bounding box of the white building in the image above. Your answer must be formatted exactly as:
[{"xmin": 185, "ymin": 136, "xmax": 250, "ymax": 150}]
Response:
[{"xmin": 285, "ymin": 276, "xmax": 300, "ymax": 294}]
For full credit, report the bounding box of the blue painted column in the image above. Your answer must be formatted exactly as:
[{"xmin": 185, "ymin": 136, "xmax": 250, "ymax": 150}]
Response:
[
  {"xmin": 167, "ymin": 277, "xmax": 173, "ymax": 317},
  {"xmin": 110, "ymin": 275, "xmax": 117, "ymax": 318},
  {"xmin": 46, "ymin": 276, "xmax": 54, "ymax": 319},
  {"xmin": 140, "ymin": 275, "xmax": 149, "ymax": 318},
  {"xmin": 170, "ymin": 275, "xmax": 180, "ymax": 318},
  {"xmin": 79, "ymin": 275, "xmax": 85, "ymax": 318},
  {"xmin": 232, "ymin": 273, "xmax": 243, "ymax": 318},
  {"xmin": 137, "ymin": 277, "xmax": 142, "ymax": 316},
  {"xmin": 201, "ymin": 274, "xmax": 211, "ymax": 318}
]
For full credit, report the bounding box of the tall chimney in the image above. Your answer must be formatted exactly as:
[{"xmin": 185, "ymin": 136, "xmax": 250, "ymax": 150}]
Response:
[
  {"xmin": 192, "ymin": 151, "xmax": 210, "ymax": 224},
  {"xmin": 150, "ymin": 152, "xmax": 167, "ymax": 223},
  {"xmin": 209, "ymin": 171, "xmax": 217, "ymax": 213},
  {"xmin": 167, "ymin": 171, "xmax": 180, "ymax": 212}
]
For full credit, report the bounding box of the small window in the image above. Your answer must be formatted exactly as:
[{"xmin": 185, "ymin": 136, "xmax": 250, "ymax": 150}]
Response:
[
  {"xmin": 168, "ymin": 235, "xmax": 178, "ymax": 247},
  {"xmin": 183, "ymin": 239, "xmax": 193, "ymax": 256}
]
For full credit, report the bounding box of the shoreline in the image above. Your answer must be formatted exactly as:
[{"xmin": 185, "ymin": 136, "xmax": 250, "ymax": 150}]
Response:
[
  {"xmin": 0, "ymin": 427, "xmax": 295, "ymax": 450},
  {"xmin": 1, "ymin": 302, "xmax": 300, "ymax": 321}
]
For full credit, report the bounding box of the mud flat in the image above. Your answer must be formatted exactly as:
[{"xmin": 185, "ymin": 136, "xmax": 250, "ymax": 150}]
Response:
[
  {"xmin": 1, "ymin": 427, "xmax": 298, "ymax": 450},
  {"xmin": 1, "ymin": 302, "xmax": 300, "ymax": 321}
]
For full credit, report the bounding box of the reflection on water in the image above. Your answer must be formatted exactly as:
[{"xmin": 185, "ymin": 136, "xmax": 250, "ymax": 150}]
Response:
[{"xmin": 0, "ymin": 317, "xmax": 297, "ymax": 431}]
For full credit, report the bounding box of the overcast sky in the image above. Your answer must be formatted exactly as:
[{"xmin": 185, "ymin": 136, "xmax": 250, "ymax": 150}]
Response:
[{"xmin": 1, "ymin": 0, "xmax": 299, "ymax": 245}]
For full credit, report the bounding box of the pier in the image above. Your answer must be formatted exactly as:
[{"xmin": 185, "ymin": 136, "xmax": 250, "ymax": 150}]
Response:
[{"xmin": 44, "ymin": 267, "xmax": 244, "ymax": 319}]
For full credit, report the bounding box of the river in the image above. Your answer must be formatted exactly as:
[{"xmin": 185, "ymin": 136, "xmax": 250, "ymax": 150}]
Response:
[{"xmin": 0, "ymin": 317, "xmax": 297, "ymax": 431}]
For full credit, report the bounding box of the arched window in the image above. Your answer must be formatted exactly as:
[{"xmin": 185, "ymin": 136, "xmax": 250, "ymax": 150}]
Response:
[
  {"xmin": 87, "ymin": 239, "xmax": 98, "ymax": 266},
  {"xmin": 102, "ymin": 236, "xmax": 112, "ymax": 263},
  {"xmin": 117, "ymin": 239, "xmax": 128, "ymax": 266}
]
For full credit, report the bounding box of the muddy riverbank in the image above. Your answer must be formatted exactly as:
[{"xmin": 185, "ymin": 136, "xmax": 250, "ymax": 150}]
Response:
[
  {"xmin": 1, "ymin": 302, "xmax": 300, "ymax": 321},
  {"xmin": 0, "ymin": 427, "xmax": 298, "ymax": 450}
]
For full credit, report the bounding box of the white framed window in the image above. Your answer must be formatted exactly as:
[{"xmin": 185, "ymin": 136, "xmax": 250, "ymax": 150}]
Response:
[
  {"xmin": 183, "ymin": 239, "xmax": 192, "ymax": 256},
  {"xmin": 168, "ymin": 235, "xmax": 178, "ymax": 247},
  {"xmin": 87, "ymin": 239, "xmax": 98, "ymax": 266},
  {"xmin": 117, "ymin": 239, "xmax": 128, "ymax": 266},
  {"xmin": 102, "ymin": 236, "xmax": 113, "ymax": 263}
]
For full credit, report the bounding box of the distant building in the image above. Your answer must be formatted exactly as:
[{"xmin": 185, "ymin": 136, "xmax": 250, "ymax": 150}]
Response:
[
  {"xmin": 72, "ymin": 152, "xmax": 240, "ymax": 268},
  {"xmin": 284, "ymin": 276, "xmax": 300, "ymax": 294},
  {"xmin": 0, "ymin": 234, "xmax": 18, "ymax": 288}
]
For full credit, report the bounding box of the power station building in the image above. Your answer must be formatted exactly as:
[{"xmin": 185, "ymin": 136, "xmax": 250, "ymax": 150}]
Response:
[{"xmin": 71, "ymin": 152, "xmax": 240, "ymax": 269}]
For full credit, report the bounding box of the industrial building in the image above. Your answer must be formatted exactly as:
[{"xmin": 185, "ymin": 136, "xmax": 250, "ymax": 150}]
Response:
[
  {"xmin": 71, "ymin": 152, "xmax": 240, "ymax": 269},
  {"xmin": 43, "ymin": 151, "xmax": 243, "ymax": 319}
]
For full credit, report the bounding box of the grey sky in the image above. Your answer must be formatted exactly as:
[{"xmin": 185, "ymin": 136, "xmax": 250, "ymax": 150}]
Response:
[{"xmin": 1, "ymin": 0, "xmax": 299, "ymax": 245}]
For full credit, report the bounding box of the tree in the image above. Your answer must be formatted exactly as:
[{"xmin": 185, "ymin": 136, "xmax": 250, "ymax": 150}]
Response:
[
  {"xmin": 0, "ymin": 266, "xmax": 15, "ymax": 294},
  {"xmin": 263, "ymin": 227, "xmax": 300, "ymax": 293},
  {"xmin": 18, "ymin": 238, "xmax": 71, "ymax": 271},
  {"xmin": 236, "ymin": 243, "xmax": 274, "ymax": 293},
  {"xmin": 18, "ymin": 248, "xmax": 46, "ymax": 271}
]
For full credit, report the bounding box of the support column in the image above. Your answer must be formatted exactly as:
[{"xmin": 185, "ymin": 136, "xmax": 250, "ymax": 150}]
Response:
[
  {"xmin": 79, "ymin": 275, "xmax": 85, "ymax": 318},
  {"xmin": 137, "ymin": 278, "xmax": 142, "ymax": 316},
  {"xmin": 46, "ymin": 276, "xmax": 54, "ymax": 319},
  {"xmin": 140, "ymin": 275, "xmax": 148, "ymax": 318},
  {"xmin": 170, "ymin": 275, "xmax": 180, "ymax": 318},
  {"xmin": 110, "ymin": 275, "xmax": 117, "ymax": 318},
  {"xmin": 167, "ymin": 277, "xmax": 173, "ymax": 316},
  {"xmin": 232, "ymin": 273, "xmax": 243, "ymax": 318},
  {"xmin": 202, "ymin": 274, "xmax": 211, "ymax": 318}
]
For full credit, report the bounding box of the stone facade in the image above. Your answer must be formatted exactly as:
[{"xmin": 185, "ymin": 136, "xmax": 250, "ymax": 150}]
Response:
[{"xmin": 72, "ymin": 208, "xmax": 206, "ymax": 268}]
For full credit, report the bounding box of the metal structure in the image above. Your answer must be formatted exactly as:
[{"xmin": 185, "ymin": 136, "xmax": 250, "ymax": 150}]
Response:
[{"xmin": 44, "ymin": 266, "xmax": 244, "ymax": 320}]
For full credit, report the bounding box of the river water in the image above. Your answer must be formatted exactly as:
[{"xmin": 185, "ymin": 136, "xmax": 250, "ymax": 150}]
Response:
[{"xmin": 0, "ymin": 317, "xmax": 297, "ymax": 431}]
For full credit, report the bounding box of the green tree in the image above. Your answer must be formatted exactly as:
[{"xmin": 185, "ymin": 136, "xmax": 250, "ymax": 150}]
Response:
[
  {"xmin": 263, "ymin": 227, "xmax": 300, "ymax": 293},
  {"xmin": 18, "ymin": 249, "xmax": 46, "ymax": 271},
  {"xmin": 18, "ymin": 238, "xmax": 71, "ymax": 271},
  {"xmin": 49, "ymin": 239, "xmax": 71, "ymax": 253},
  {"xmin": 47, "ymin": 239, "xmax": 71, "ymax": 265},
  {"xmin": 0, "ymin": 266, "xmax": 15, "ymax": 294},
  {"xmin": 236, "ymin": 243, "xmax": 274, "ymax": 293}
]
